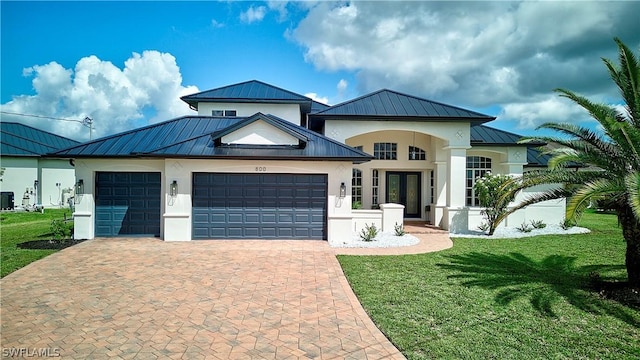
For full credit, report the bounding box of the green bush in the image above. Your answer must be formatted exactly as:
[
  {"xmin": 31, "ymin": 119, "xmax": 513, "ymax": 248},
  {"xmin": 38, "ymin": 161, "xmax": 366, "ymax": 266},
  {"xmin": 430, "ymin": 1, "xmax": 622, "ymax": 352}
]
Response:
[
  {"xmin": 359, "ymin": 223, "xmax": 378, "ymax": 241},
  {"xmin": 394, "ymin": 222, "xmax": 405, "ymax": 236},
  {"xmin": 474, "ymin": 173, "xmax": 519, "ymax": 235}
]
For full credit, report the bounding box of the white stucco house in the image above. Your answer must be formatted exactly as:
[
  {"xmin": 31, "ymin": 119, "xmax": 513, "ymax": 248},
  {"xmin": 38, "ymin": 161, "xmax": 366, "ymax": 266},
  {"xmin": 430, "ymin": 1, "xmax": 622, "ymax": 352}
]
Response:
[
  {"xmin": 50, "ymin": 80, "xmax": 565, "ymax": 243},
  {"xmin": 0, "ymin": 122, "xmax": 79, "ymax": 210}
]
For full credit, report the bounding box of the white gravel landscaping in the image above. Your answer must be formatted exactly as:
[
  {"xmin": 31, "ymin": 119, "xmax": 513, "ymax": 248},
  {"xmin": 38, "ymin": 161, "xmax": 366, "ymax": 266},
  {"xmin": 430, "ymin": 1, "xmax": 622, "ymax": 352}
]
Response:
[
  {"xmin": 332, "ymin": 231, "xmax": 421, "ymax": 248},
  {"xmin": 451, "ymin": 224, "xmax": 591, "ymax": 239}
]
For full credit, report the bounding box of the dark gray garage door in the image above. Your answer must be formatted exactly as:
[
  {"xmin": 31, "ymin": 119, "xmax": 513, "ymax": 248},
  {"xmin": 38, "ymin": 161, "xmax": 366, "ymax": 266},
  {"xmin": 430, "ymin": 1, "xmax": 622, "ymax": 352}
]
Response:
[
  {"xmin": 95, "ymin": 172, "xmax": 161, "ymax": 237},
  {"xmin": 192, "ymin": 173, "xmax": 327, "ymax": 240}
]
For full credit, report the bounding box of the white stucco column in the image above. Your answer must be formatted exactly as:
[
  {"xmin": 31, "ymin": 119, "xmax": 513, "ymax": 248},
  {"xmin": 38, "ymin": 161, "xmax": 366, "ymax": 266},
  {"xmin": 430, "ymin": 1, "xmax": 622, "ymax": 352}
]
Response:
[
  {"xmin": 72, "ymin": 161, "xmax": 94, "ymax": 240},
  {"xmin": 434, "ymin": 161, "xmax": 447, "ymax": 227},
  {"xmin": 163, "ymin": 160, "xmax": 192, "ymax": 241},
  {"xmin": 444, "ymin": 146, "xmax": 470, "ymax": 232}
]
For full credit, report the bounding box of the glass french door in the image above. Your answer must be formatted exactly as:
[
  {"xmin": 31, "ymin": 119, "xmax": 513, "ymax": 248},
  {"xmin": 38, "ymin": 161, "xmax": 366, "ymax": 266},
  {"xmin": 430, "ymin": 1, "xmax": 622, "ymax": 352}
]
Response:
[{"xmin": 386, "ymin": 172, "xmax": 421, "ymax": 218}]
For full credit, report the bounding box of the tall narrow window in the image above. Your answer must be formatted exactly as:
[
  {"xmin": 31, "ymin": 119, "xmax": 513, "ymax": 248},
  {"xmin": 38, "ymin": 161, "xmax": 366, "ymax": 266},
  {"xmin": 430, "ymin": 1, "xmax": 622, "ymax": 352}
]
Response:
[
  {"xmin": 352, "ymin": 168, "xmax": 362, "ymax": 203},
  {"xmin": 408, "ymin": 146, "xmax": 426, "ymax": 160},
  {"xmin": 374, "ymin": 143, "xmax": 397, "ymax": 160},
  {"xmin": 466, "ymin": 156, "xmax": 492, "ymax": 206},
  {"xmin": 429, "ymin": 170, "xmax": 435, "ymax": 204},
  {"xmin": 372, "ymin": 169, "xmax": 379, "ymax": 207}
]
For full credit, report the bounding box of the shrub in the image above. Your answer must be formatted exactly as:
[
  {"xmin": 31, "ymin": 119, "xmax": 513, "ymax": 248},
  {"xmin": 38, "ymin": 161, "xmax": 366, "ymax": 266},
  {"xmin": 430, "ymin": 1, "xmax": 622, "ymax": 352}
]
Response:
[
  {"xmin": 394, "ymin": 222, "xmax": 405, "ymax": 236},
  {"xmin": 561, "ymin": 218, "xmax": 576, "ymax": 230},
  {"xmin": 352, "ymin": 201, "xmax": 362, "ymax": 209},
  {"xmin": 477, "ymin": 222, "xmax": 490, "ymax": 233},
  {"xmin": 359, "ymin": 223, "xmax": 378, "ymax": 242},
  {"xmin": 50, "ymin": 219, "xmax": 72, "ymax": 242},
  {"xmin": 474, "ymin": 173, "xmax": 519, "ymax": 235},
  {"xmin": 530, "ymin": 220, "xmax": 547, "ymax": 229},
  {"xmin": 516, "ymin": 222, "xmax": 533, "ymax": 233}
]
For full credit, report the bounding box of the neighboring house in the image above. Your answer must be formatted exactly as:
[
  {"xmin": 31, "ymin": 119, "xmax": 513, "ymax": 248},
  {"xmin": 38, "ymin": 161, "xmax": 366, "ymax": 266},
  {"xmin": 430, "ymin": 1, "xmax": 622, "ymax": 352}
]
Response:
[
  {"xmin": 51, "ymin": 80, "xmax": 565, "ymax": 243},
  {"xmin": 0, "ymin": 122, "xmax": 80, "ymax": 209}
]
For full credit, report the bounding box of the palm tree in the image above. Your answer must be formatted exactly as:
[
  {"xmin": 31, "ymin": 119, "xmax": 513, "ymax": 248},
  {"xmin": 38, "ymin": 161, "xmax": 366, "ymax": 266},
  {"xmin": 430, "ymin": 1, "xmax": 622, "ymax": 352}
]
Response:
[{"xmin": 507, "ymin": 38, "xmax": 640, "ymax": 287}]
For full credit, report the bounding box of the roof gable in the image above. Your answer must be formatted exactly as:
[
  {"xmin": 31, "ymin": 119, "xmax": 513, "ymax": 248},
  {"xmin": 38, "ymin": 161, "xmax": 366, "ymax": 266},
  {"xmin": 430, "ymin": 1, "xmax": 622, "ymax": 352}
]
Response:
[
  {"xmin": 312, "ymin": 89, "xmax": 494, "ymax": 124},
  {"xmin": 214, "ymin": 113, "xmax": 307, "ymax": 146},
  {"xmin": 181, "ymin": 80, "xmax": 313, "ymax": 112},
  {"xmin": 1, "ymin": 122, "xmax": 80, "ymax": 156}
]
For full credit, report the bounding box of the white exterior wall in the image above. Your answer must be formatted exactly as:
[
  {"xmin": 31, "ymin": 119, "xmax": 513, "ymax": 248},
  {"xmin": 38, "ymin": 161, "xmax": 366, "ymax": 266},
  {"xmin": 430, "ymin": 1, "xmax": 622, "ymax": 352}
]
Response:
[
  {"xmin": 221, "ymin": 120, "xmax": 299, "ymax": 145},
  {"xmin": 0, "ymin": 156, "xmax": 76, "ymax": 209},
  {"xmin": 72, "ymin": 158, "xmax": 354, "ymax": 244},
  {"xmin": 197, "ymin": 102, "xmax": 302, "ymax": 125},
  {"xmin": 327, "ymin": 119, "xmax": 471, "ymax": 227}
]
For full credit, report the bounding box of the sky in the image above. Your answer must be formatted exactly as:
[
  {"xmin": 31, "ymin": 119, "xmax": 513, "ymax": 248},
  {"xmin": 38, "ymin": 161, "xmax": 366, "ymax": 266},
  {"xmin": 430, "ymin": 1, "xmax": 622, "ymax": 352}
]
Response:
[{"xmin": 1, "ymin": 1, "xmax": 639, "ymax": 142}]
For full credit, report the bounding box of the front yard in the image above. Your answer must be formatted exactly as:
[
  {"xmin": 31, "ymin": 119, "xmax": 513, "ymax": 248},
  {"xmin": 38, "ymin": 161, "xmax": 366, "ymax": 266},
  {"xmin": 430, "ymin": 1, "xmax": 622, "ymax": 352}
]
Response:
[
  {"xmin": 0, "ymin": 209, "xmax": 73, "ymax": 277},
  {"xmin": 339, "ymin": 210, "xmax": 640, "ymax": 359}
]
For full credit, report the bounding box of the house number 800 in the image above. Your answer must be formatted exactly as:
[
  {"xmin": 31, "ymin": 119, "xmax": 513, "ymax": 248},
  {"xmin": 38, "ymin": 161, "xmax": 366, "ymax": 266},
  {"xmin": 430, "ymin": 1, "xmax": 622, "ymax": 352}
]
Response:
[{"xmin": 255, "ymin": 166, "xmax": 267, "ymax": 172}]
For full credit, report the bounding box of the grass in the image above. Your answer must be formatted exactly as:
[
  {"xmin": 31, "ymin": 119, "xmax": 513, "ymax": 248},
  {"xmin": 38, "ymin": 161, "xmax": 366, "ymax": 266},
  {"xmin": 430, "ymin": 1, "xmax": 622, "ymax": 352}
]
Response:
[
  {"xmin": 0, "ymin": 208, "xmax": 73, "ymax": 278},
  {"xmin": 338, "ymin": 211, "xmax": 640, "ymax": 359}
]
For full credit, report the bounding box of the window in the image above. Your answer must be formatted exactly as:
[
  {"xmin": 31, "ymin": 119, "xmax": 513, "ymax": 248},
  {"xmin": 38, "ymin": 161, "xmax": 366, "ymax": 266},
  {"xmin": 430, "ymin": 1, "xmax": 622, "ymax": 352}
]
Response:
[
  {"xmin": 408, "ymin": 146, "xmax": 426, "ymax": 160},
  {"xmin": 211, "ymin": 110, "xmax": 237, "ymax": 117},
  {"xmin": 466, "ymin": 156, "xmax": 492, "ymax": 206},
  {"xmin": 374, "ymin": 142, "xmax": 397, "ymax": 160},
  {"xmin": 429, "ymin": 170, "xmax": 435, "ymax": 204},
  {"xmin": 352, "ymin": 168, "xmax": 362, "ymax": 203},
  {"xmin": 372, "ymin": 169, "xmax": 379, "ymax": 206}
]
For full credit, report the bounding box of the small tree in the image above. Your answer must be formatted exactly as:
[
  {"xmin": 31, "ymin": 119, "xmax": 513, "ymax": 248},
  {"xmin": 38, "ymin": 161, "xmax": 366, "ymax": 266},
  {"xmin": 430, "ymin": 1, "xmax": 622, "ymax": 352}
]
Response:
[{"xmin": 474, "ymin": 173, "xmax": 518, "ymax": 235}]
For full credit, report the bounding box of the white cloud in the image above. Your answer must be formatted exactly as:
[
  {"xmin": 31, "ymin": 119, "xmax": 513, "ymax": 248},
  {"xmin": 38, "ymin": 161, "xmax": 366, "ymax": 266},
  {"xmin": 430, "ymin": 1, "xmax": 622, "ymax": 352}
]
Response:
[
  {"xmin": 500, "ymin": 96, "xmax": 593, "ymax": 130},
  {"xmin": 211, "ymin": 19, "xmax": 224, "ymax": 28},
  {"xmin": 304, "ymin": 92, "xmax": 329, "ymax": 104},
  {"xmin": 240, "ymin": 5, "xmax": 267, "ymax": 24},
  {"xmin": 1, "ymin": 51, "xmax": 197, "ymax": 141},
  {"xmin": 291, "ymin": 1, "xmax": 640, "ymax": 131}
]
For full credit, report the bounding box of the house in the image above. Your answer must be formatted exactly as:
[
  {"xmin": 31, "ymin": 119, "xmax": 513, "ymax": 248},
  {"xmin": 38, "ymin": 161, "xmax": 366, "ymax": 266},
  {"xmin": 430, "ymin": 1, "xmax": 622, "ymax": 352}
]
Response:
[
  {"xmin": 0, "ymin": 122, "xmax": 80, "ymax": 209},
  {"xmin": 51, "ymin": 80, "xmax": 565, "ymax": 243}
]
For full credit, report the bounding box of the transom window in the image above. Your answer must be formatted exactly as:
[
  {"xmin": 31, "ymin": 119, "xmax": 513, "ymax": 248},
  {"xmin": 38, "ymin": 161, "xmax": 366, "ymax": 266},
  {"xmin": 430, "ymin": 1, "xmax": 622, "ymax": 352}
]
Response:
[
  {"xmin": 374, "ymin": 142, "xmax": 397, "ymax": 160},
  {"xmin": 408, "ymin": 146, "xmax": 426, "ymax": 160},
  {"xmin": 466, "ymin": 156, "xmax": 492, "ymax": 206},
  {"xmin": 352, "ymin": 168, "xmax": 363, "ymax": 203}
]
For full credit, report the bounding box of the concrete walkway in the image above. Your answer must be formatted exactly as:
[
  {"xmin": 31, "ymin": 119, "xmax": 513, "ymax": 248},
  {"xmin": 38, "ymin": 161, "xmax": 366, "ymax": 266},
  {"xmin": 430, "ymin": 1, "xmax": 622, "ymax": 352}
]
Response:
[{"xmin": 1, "ymin": 229, "xmax": 450, "ymax": 359}]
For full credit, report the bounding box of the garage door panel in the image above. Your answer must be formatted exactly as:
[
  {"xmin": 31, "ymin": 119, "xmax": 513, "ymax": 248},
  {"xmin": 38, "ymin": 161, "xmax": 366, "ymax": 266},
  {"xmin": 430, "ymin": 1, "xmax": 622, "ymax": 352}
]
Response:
[
  {"xmin": 192, "ymin": 173, "xmax": 327, "ymax": 240},
  {"xmin": 95, "ymin": 172, "xmax": 161, "ymax": 237}
]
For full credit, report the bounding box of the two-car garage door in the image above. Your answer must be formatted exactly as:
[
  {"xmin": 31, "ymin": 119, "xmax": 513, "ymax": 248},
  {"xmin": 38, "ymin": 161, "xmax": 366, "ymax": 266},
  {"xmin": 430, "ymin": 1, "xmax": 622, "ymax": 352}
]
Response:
[
  {"xmin": 192, "ymin": 173, "xmax": 327, "ymax": 240},
  {"xmin": 95, "ymin": 172, "xmax": 328, "ymax": 240}
]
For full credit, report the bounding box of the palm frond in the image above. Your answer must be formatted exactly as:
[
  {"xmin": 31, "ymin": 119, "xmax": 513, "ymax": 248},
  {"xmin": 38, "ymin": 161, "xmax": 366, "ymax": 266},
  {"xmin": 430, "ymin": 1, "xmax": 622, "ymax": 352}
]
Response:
[
  {"xmin": 625, "ymin": 171, "xmax": 640, "ymax": 221},
  {"xmin": 611, "ymin": 37, "xmax": 640, "ymax": 125},
  {"xmin": 567, "ymin": 178, "xmax": 625, "ymax": 221}
]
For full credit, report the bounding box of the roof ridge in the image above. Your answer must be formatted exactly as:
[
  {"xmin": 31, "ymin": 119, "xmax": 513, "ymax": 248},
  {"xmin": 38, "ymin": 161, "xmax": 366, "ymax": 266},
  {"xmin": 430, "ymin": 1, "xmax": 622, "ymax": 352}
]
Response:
[{"xmin": 181, "ymin": 80, "xmax": 313, "ymax": 101}]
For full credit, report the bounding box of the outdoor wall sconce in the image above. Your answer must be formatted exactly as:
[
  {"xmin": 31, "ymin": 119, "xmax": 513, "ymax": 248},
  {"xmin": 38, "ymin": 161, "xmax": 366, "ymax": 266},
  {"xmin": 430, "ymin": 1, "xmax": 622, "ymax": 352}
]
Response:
[
  {"xmin": 170, "ymin": 180, "xmax": 178, "ymax": 197},
  {"xmin": 339, "ymin": 182, "xmax": 346, "ymax": 198},
  {"xmin": 75, "ymin": 179, "xmax": 84, "ymax": 195}
]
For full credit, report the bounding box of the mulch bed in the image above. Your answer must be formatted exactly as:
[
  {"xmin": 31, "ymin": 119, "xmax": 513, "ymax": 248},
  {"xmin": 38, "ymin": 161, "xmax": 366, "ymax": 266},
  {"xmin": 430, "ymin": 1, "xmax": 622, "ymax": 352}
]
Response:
[{"xmin": 17, "ymin": 239, "xmax": 87, "ymax": 250}]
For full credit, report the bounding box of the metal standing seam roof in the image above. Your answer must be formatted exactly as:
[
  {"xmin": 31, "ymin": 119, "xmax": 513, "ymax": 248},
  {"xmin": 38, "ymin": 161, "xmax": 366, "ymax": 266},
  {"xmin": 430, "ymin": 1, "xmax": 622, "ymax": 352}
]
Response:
[
  {"xmin": 50, "ymin": 114, "xmax": 373, "ymax": 163},
  {"xmin": 311, "ymin": 89, "xmax": 495, "ymax": 124},
  {"xmin": 181, "ymin": 80, "xmax": 314, "ymax": 112},
  {"xmin": 471, "ymin": 125, "xmax": 550, "ymax": 166},
  {"xmin": 1, "ymin": 122, "xmax": 80, "ymax": 156}
]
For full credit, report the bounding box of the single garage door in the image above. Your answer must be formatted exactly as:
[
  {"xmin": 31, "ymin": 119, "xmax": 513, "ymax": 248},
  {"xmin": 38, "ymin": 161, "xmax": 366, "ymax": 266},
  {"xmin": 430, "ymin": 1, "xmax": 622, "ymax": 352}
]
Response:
[
  {"xmin": 95, "ymin": 172, "xmax": 161, "ymax": 237},
  {"xmin": 192, "ymin": 173, "xmax": 327, "ymax": 240}
]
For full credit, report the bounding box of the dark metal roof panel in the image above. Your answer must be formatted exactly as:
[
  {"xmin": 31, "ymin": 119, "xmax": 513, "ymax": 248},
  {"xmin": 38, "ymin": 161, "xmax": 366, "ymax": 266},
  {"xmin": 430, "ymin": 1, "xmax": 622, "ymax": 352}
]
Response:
[
  {"xmin": 526, "ymin": 148, "xmax": 551, "ymax": 167},
  {"xmin": 314, "ymin": 89, "xmax": 495, "ymax": 122},
  {"xmin": 1, "ymin": 122, "xmax": 80, "ymax": 156},
  {"xmin": 181, "ymin": 80, "xmax": 311, "ymax": 103},
  {"xmin": 52, "ymin": 115, "xmax": 372, "ymax": 163}
]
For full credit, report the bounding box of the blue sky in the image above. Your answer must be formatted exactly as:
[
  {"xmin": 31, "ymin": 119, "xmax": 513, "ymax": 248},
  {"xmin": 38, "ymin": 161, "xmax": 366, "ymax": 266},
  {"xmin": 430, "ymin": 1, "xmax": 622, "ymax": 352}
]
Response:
[{"xmin": 1, "ymin": 1, "xmax": 639, "ymax": 141}]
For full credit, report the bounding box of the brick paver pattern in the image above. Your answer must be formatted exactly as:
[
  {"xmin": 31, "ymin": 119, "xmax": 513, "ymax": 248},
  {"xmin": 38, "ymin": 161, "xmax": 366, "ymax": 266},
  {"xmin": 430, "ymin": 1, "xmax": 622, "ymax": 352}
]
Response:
[{"xmin": 1, "ymin": 228, "xmax": 451, "ymax": 359}]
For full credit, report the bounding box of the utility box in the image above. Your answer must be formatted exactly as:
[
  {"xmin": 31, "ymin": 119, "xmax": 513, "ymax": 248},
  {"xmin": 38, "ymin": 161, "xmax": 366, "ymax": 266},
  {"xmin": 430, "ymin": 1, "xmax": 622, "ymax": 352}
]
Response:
[{"xmin": 1, "ymin": 192, "xmax": 15, "ymax": 210}]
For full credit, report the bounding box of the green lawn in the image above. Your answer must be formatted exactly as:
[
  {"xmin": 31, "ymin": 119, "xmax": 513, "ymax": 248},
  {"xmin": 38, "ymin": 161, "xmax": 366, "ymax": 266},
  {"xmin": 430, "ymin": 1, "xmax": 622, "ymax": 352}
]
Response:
[
  {"xmin": 339, "ymin": 211, "xmax": 640, "ymax": 359},
  {"xmin": 0, "ymin": 209, "xmax": 73, "ymax": 278}
]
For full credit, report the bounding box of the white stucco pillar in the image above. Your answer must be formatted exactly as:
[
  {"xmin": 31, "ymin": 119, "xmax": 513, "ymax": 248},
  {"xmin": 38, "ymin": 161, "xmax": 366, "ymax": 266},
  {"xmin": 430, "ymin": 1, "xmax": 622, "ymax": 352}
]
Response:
[
  {"xmin": 163, "ymin": 160, "xmax": 192, "ymax": 241},
  {"xmin": 434, "ymin": 161, "xmax": 447, "ymax": 227},
  {"xmin": 444, "ymin": 146, "xmax": 469, "ymax": 232},
  {"xmin": 72, "ymin": 161, "xmax": 94, "ymax": 240}
]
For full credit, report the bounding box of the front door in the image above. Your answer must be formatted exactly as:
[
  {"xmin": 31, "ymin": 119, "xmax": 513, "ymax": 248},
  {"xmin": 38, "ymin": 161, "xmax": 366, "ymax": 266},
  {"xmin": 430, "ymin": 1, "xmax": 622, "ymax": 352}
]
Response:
[{"xmin": 386, "ymin": 172, "xmax": 421, "ymax": 218}]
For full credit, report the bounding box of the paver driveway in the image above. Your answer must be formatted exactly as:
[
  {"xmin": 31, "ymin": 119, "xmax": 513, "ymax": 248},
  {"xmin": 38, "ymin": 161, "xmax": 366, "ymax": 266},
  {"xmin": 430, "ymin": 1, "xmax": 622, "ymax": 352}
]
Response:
[{"xmin": 1, "ymin": 238, "xmax": 407, "ymax": 359}]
